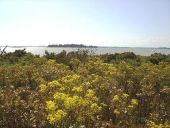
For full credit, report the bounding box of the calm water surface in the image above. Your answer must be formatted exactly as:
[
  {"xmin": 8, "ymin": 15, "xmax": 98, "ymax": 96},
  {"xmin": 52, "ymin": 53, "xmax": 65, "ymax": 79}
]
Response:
[{"xmin": 4, "ymin": 46, "xmax": 170, "ymax": 56}]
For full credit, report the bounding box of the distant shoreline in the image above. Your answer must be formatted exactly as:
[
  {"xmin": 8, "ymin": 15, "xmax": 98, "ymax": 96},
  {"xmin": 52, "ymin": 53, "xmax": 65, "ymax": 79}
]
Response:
[{"xmin": 0, "ymin": 46, "xmax": 170, "ymax": 49}]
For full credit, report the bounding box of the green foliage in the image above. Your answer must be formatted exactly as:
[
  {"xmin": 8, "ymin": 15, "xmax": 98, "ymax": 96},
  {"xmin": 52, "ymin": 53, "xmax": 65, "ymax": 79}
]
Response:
[
  {"xmin": 149, "ymin": 53, "xmax": 166, "ymax": 64},
  {"xmin": 149, "ymin": 53, "xmax": 170, "ymax": 64},
  {"xmin": 44, "ymin": 49, "xmax": 90, "ymax": 67},
  {"xmin": 0, "ymin": 49, "xmax": 27, "ymax": 64},
  {"xmin": 101, "ymin": 52, "xmax": 142, "ymax": 66}
]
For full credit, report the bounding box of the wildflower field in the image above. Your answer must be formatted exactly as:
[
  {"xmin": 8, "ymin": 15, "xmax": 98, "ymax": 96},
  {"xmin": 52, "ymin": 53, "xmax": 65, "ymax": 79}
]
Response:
[{"xmin": 0, "ymin": 50, "xmax": 170, "ymax": 128}]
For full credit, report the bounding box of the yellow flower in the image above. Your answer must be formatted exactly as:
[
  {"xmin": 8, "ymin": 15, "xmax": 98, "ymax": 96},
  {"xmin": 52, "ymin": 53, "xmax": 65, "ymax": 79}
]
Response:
[
  {"xmin": 55, "ymin": 110, "xmax": 67, "ymax": 121},
  {"xmin": 63, "ymin": 74, "xmax": 80, "ymax": 84},
  {"xmin": 114, "ymin": 109, "xmax": 120, "ymax": 115},
  {"xmin": 72, "ymin": 74, "xmax": 80, "ymax": 80},
  {"xmin": 146, "ymin": 120, "xmax": 170, "ymax": 128},
  {"xmin": 90, "ymin": 103, "xmax": 101, "ymax": 112},
  {"xmin": 131, "ymin": 99, "xmax": 138, "ymax": 105},
  {"xmin": 47, "ymin": 59, "xmax": 56, "ymax": 65},
  {"xmin": 53, "ymin": 92, "xmax": 68, "ymax": 101},
  {"xmin": 79, "ymin": 99, "xmax": 87, "ymax": 107},
  {"xmin": 123, "ymin": 93, "xmax": 129, "ymax": 98},
  {"xmin": 64, "ymin": 97, "xmax": 75, "ymax": 109},
  {"xmin": 86, "ymin": 89, "xmax": 95, "ymax": 98},
  {"xmin": 39, "ymin": 84, "xmax": 47, "ymax": 92},
  {"xmin": 47, "ymin": 113, "xmax": 56, "ymax": 124},
  {"xmin": 128, "ymin": 105, "xmax": 133, "ymax": 109},
  {"xmin": 112, "ymin": 95, "xmax": 119, "ymax": 102},
  {"xmin": 72, "ymin": 86, "xmax": 83, "ymax": 93},
  {"xmin": 47, "ymin": 110, "xmax": 67, "ymax": 124},
  {"xmin": 48, "ymin": 80, "xmax": 62, "ymax": 87},
  {"xmin": 46, "ymin": 101, "xmax": 56, "ymax": 111}
]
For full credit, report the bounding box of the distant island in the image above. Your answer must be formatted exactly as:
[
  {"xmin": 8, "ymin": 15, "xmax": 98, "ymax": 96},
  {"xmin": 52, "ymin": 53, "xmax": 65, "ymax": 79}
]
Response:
[
  {"xmin": 157, "ymin": 47, "xmax": 170, "ymax": 49},
  {"xmin": 48, "ymin": 44, "xmax": 97, "ymax": 48}
]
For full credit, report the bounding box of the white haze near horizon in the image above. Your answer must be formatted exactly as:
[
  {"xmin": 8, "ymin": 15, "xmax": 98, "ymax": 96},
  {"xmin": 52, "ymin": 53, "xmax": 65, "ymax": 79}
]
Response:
[{"xmin": 0, "ymin": 0, "xmax": 170, "ymax": 47}]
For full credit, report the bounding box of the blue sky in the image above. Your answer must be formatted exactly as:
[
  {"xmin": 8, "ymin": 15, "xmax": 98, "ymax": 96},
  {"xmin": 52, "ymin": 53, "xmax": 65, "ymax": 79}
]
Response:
[{"xmin": 0, "ymin": 0, "xmax": 170, "ymax": 47}]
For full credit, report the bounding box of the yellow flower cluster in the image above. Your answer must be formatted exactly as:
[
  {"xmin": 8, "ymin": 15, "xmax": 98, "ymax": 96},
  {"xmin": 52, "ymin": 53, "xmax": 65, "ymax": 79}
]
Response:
[
  {"xmin": 126, "ymin": 99, "xmax": 138, "ymax": 110},
  {"xmin": 71, "ymin": 74, "xmax": 80, "ymax": 80},
  {"xmin": 47, "ymin": 59, "xmax": 56, "ymax": 65},
  {"xmin": 106, "ymin": 64, "xmax": 117, "ymax": 76},
  {"xmin": 46, "ymin": 101, "xmax": 56, "ymax": 111},
  {"xmin": 86, "ymin": 89, "xmax": 95, "ymax": 98},
  {"xmin": 62, "ymin": 74, "xmax": 80, "ymax": 84},
  {"xmin": 47, "ymin": 110, "xmax": 66, "ymax": 124},
  {"xmin": 122, "ymin": 93, "xmax": 129, "ymax": 98},
  {"xmin": 114, "ymin": 109, "xmax": 120, "ymax": 115},
  {"xmin": 72, "ymin": 86, "xmax": 83, "ymax": 93},
  {"xmin": 53, "ymin": 92, "xmax": 68, "ymax": 101},
  {"xmin": 128, "ymin": 105, "xmax": 133, "ymax": 109},
  {"xmin": 48, "ymin": 80, "xmax": 62, "ymax": 87},
  {"xmin": 112, "ymin": 95, "xmax": 119, "ymax": 102},
  {"xmin": 147, "ymin": 121, "xmax": 170, "ymax": 128},
  {"xmin": 39, "ymin": 84, "xmax": 47, "ymax": 92},
  {"xmin": 90, "ymin": 103, "xmax": 102, "ymax": 113},
  {"xmin": 42, "ymin": 74, "xmax": 102, "ymax": 125},
  {"xmin": 131, "ymin": 99, "xmax": 138, "ymax": 106},
  {"xmin": 53, "ymin": 91, "xmax": 92, "ymax": 110},
  {"xmin": 64, "ymin": 96, "xmax": 80, "ymax": 109}
]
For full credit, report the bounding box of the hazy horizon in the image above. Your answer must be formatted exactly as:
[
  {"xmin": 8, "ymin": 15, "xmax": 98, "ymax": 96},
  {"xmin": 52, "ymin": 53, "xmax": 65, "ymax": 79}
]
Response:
[
  {"xmin": 0, "ymin": 0, "xmax": 170, "ymax": 47},
  {"xmin": 0, "ymin": 43, "xmax": 170, "ymax": 48}
]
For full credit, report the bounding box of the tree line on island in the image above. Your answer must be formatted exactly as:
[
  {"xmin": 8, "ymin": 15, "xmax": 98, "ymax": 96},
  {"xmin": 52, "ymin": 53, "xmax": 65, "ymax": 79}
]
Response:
[{"xmin": 48, "ymin": 44, "xmax": 97, "ymax": 48}]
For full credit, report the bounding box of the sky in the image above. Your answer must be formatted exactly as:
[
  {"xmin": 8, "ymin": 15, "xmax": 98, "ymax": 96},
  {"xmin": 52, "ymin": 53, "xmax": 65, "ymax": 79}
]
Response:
[{"xmin": 0, "ymin": 0, "xmax": 170, "ymax": 47}]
